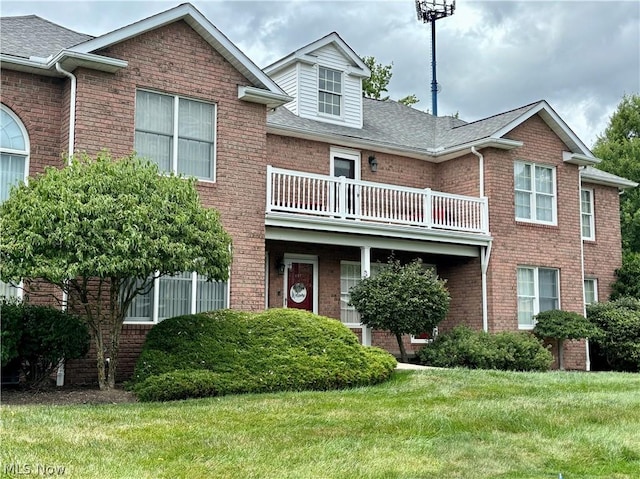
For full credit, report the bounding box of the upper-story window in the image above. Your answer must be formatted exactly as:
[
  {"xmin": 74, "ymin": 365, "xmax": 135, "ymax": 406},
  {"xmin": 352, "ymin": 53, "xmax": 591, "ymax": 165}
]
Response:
[
  {"xmin": 318, "ymin": 67, "xmax": 342, "ymax": 116},
  {"xmin": 135, "ymin": 90, "xmax": 217, "ymax": 181},
  {"xmin": 1, "ymin": 104, "xmax": 28, "ymax": 299},
  {"xmin": 514, "ymin": 161, "xmax": 556, "ymax": 224},
  {"xmin": 581, "ymin": 188, "xmax": 595, "ymax": 240}
]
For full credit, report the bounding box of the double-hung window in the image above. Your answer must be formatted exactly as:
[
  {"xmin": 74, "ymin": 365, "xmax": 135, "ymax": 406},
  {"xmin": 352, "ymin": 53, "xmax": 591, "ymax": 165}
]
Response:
[
  {"xmin": 125, "ymin": 272, "xmax": 228, "ymax": 323},
  {"xmin": 340, "ymin": 261, "xmax": 383, "ymax": 326},
  {"xmin": 584, "ymin": 278, "xmax": 598, "ymax": 305},
  {"xmin": 318, "ymin": 67, "xmax": 342, "ymax": 116},
  {"xmin": 514, "ymin": 161, "xmax": 556, "ymax": 224},
  {"xmin": 135, "ymin": 90, "xmax": 216, "ymax": 181},
  {"xmin": 1, "ymin": 105, "xmax": 28, "ymax": 299},
  {"xmin": 581, "ymin": 188, "xmax": 595, "ymax": 240},
  {"xmin": 517, "ymin": 266, "xmax": 559, "ymax": 328}
]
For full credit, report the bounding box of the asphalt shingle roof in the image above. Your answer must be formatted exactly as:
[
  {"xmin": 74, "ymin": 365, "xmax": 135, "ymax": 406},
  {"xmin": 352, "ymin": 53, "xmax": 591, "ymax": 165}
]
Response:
[
  {"xmin": 268, "ymin": 98, "xmax": 541, "ymax": 153},
  {"xmin": 0, "ymin": 15, "xmax": 92, "ymax": 59}
]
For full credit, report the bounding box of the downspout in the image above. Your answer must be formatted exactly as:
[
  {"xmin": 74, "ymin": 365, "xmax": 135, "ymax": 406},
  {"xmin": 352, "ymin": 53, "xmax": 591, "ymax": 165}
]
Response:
[
  {"xmin": 472, "ymin": 146, "xmax": 490, "ymax": 332},
  {"xmin": 578, "ymin": 166, "xmax": 591, "ymax": 371},
  {"xmin": 55, "ymin": 62, "xmax": 77, "ymax": 386}
]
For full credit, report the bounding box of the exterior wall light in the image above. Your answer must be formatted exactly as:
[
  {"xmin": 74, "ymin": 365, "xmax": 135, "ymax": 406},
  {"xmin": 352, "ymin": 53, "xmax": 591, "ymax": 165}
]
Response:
[{"xmin": 368, "ymin": 155, "xmax": 378, "ymax": 172}]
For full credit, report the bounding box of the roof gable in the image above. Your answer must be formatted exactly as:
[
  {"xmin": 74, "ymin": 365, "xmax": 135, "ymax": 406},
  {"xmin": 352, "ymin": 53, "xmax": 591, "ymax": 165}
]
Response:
[
  {"xmin": 264, "ymin": 32, "xmax": 370, "ymax": 77},
  {"xmin": 69, "ymin": 3, "xmax": 284, "ymax": 94}
]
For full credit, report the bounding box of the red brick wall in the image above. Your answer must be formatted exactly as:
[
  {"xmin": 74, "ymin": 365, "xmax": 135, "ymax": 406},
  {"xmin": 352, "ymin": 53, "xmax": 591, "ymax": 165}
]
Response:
[
  {"xmin": 69, "ymin": 20, "xmax": 269, "ymax": 313},
  {"xmin": 435, "ymin": 153, "xmax": 480, "ymax": 197},
  {"xmin": 582, "ymin": 183, "xmax": 623, "ymax": 302},
  {"xmin": 0, "ymin": 70, "xmax": 66, "ymax": 173},
  {"xmin": 483, "ymin": 114, "xmax": 586, "ymax": 367}
]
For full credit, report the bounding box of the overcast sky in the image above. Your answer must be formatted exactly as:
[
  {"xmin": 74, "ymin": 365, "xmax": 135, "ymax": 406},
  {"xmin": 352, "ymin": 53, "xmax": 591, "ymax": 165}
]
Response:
[{"xmin": 2, "ymin": 0, "xmax": 639, "ymax": 149}]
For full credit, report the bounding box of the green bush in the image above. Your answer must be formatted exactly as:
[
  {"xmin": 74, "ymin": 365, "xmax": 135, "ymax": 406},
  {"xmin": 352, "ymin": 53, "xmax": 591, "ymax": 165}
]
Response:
[
  {"xmin": 587, "ymin": 298, "xmax": 640, "ymax": 372},
  {"xmin": 0, "ymin": 301, "xmax": 90, "ymax": 387},
  {"xmin": 132, "ymin": 308, "xmax": 397, "ymax": 401},
  {"xmin": 419, "ymin": 326, "xmax": 552, "ymax": 372},
  {"xmin": 610, "ymin": 252, "xmax": 640, "ymax": 300}
]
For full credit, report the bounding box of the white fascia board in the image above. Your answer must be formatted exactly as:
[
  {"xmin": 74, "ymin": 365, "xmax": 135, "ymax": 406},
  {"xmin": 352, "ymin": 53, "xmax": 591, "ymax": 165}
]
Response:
[
  {"xmin": 492, "ymin": 100, "xmax": 592, "ymax": 155},
  {"xmin": 0, "ymin": 51, "xmax": 127, "ymax": 76},
  {"xmin": 265, "ymin": 222, "xmax": 488, "ymax": 255},
  {"xmin": 68, "ymin": 3, "xmax": 285, "ymax": 95},
  {"xmin": 265, "ymin": 32, "xmax": 370, "ymax": 77},
  {"xmin": 431, "ymin": 138, "xmax": 523, "ymax": 162},
  {"xmin": 562, "ymin": 151, "xmax": 600, "ymax": 166},
  {"xmin": 581, "ymin": 170, "xmax": 638, "ymax": 189},
  {"xmin": 238, "ymin": 86, "xmax": 293, "ymax": 109}
]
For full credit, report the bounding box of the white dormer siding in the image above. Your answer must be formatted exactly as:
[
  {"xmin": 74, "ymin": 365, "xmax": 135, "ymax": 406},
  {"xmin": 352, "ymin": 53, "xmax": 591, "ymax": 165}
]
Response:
[{"xmin": 266, "ymin": 33, "xmax": 369, "ymax": 129}]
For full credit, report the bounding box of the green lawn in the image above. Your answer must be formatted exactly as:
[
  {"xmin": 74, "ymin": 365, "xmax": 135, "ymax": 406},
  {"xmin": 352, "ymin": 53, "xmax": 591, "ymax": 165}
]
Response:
[{"xmin": 1, "ymin": 369, "xmax": 639, "ymax": 479}]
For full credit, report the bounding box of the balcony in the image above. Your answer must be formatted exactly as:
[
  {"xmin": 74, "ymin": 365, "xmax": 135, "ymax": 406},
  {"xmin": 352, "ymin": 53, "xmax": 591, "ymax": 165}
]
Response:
[{"xmin": 266, "ymin": 166, "xmax": 489, "ymax": 238}]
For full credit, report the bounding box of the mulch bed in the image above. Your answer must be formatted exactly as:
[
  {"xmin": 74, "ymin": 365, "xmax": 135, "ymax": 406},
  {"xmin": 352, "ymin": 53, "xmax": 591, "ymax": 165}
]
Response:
[{"xmin": 1, "ymin": 385, "xmax": 137, "ymax": 406}]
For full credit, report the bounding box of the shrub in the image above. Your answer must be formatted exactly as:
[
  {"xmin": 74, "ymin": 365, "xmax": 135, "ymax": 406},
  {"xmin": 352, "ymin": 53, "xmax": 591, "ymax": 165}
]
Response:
[
  {"xmin": 348, "ymin": 258, "xmax": 450, "ymax": 362},
  {"xmin": 533, "ymin": 309, "xmax": 601, "ymax": 370},
  {"xmin": 419, "ymin": 326, "xmax": 552, "ymax": 372},
  {"xmin": 132, "ymin": 308, "xmax": 397, "ymax": 401},
  {"xmin": 610, "ymin": 252, "xmax": 640, "ymax": 300},
  {"xmin": 0, "ymin": 301, "xmax": 90, "ymax": 387},
  {"xmin": 587, "ymin": 298, "xmax": 640, "ymax": 372}
]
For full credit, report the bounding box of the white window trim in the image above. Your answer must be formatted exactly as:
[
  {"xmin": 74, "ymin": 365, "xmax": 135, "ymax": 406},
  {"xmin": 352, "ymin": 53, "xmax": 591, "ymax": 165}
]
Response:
[
  {"xmin": 514, "ymin": 161, "xmax": 557, "ymax": 225},
  {"xmin": 135, "ymin": 89, "xmax": 217, "ymax": 183},
  {"xmin": 517, "ymin": 266, "xmax": 560, "ymax": 330},
  {"xmin": 581, "ymin": 187, "xmax": 595, "ymax": 241},
  {"xmin": 123, "ymin": 272, "xmax": 229, "ymax": 324},
  {"xmin": 317, "ymin": 66, "xmax": 343, "ymax": 119},
  {"xmin": 584, "ymin": 278, "xmax": 598, "ymax": 305}
]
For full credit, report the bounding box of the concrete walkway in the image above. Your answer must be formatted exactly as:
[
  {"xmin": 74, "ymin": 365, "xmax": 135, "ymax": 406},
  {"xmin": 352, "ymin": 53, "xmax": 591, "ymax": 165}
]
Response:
[{"xmin": 395, "ymin": 362, "xmax": 432, "ymax": 370}]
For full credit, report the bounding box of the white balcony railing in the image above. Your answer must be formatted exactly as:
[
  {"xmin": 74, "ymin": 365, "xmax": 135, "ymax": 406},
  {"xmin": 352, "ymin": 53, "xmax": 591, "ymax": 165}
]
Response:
[{"xmin": 266, "ymin": 166, "xmax": 489, "ymax": 235}]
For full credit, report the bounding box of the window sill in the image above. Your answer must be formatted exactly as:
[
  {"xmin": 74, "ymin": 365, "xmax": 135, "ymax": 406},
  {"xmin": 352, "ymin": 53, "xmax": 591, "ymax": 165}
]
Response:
[
  {"xmin": 518, "ymin": 324, "xmax": 535, "ymax": 331},
  {"xmin": 515, "ymin": 219, "xmax": 558, "ymax": 229}
]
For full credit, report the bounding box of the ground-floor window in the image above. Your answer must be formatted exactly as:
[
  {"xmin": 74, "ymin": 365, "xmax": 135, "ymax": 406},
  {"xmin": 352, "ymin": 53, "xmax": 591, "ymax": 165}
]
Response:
[
  {"xmin": 584, "ymin": 278, "xmax": 598, "ymax": 305},
  {"xmin": 124, "ymin": 272, "xmax": 228, "ymax": 323},
  {"xmin": 0, "ymin": 280, "xmax": 21, "ymax": 300},
  {"xmin": 517, "ymin": 266, "xmax": 559, "ymax": 329}
]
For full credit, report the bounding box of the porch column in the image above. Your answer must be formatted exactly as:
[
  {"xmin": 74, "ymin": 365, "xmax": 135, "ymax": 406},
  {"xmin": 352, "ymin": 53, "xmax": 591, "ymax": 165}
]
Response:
[{"xmin": 360, "ymin": 246, "xmax": 372, "ymax": 346}]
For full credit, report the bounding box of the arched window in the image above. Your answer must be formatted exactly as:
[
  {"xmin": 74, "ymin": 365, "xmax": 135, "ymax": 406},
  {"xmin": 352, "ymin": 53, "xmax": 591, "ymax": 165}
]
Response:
[
  {"xmin": 1, "ymin": 104, "xmax": 28, "ymax": 299},
  {"xmin": 1, "ymin": 104, "xmax": 29, "ymax": 202}
]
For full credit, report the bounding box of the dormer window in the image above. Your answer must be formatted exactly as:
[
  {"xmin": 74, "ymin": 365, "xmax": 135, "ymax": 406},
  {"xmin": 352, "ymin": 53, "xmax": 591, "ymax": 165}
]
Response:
[{"xmin": 318, "ymin": 66, "xmax": 342, "ymax": 116}]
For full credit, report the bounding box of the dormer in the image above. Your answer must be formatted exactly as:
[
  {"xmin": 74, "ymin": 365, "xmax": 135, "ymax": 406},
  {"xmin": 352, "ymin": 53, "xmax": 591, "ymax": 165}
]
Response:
[{"xmin": 264, "ymin": 32, "xmax": 370, "ymax": 129}]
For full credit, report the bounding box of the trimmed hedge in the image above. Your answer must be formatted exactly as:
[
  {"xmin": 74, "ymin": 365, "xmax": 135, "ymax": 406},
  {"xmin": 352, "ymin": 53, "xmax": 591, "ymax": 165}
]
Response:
[
  {"xmin": 1, "ymin": 300, "xmax": 90, "ymax": 387},
  {"xmin": 587, "ymin": 297, "xmax": 640, "ymax": 372},
  {"xmin": 132, "ymin": 308, "xmax": 397, "ymax": 401},
  {"xmin": 419, "ymin": 326, "xmax": 553, "ymax": 371}
]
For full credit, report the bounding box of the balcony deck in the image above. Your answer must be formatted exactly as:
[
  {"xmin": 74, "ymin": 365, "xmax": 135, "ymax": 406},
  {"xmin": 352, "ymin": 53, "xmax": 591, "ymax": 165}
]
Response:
[{"xmin": 266, "ymin": 166, "xmax": 490, "ymax": 240}]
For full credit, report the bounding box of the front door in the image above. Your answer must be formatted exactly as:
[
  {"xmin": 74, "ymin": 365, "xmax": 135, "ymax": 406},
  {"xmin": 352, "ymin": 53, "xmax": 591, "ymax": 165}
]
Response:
[{"xmin": 286, "ymin": 261, "xmax": 315, "ymax": 312}]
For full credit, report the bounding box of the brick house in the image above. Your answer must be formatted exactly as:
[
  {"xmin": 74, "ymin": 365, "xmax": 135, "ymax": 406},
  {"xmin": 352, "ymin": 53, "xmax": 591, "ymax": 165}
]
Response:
[{"xmin": 1, "ymin": 4, "xmax": 636, "ymax": 382}]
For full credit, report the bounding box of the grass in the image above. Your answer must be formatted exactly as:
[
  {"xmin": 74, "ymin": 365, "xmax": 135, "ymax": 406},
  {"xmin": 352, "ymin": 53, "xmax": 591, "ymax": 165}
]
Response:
[{"xmin": 1, "ymin": 368, "xmax": 639, "ymax": 478}]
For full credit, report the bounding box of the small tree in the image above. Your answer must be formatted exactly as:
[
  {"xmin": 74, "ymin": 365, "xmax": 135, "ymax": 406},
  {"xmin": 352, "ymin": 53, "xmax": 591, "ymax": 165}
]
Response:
[
  {"xmin": 533, "ymin": 310, "xmax": 600, "ymax": 370},
  {"xmin": 361, "ymin": 56, "xmax": 393, "ymax": 100},
  {"xmin": 0, "ymin": 152, "xmax": 232, "ymax": 389},
  {"xmin": 611, "ymin": 252, "xmax": 640, "ymax": 300},
  {"xmin": 348, "ymin": 258, "xmax": 450, "ymax": 362}
]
